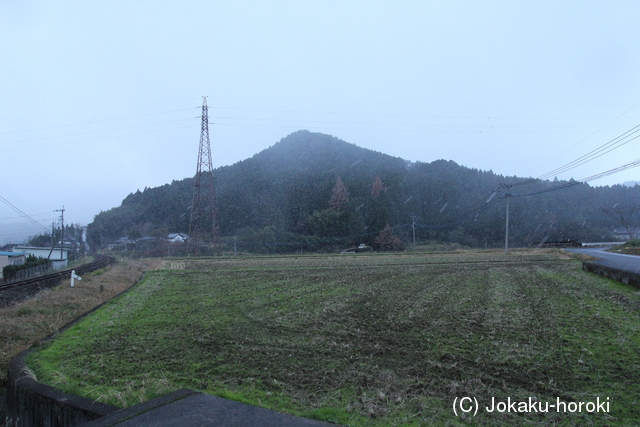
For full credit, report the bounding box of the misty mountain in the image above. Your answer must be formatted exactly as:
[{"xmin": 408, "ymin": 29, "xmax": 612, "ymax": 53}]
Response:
[{"xmin": 87, "ymin": 130, "xmax": 639, "ymax": 251}]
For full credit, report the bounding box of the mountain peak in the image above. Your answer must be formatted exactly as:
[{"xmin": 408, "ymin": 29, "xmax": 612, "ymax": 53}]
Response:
[
  {"xmin": 250, "ymin": 130, "xmax": 405, "ymax": 174},
  {"xmin": 86, "ymin": 130, "xmax": 639, "ymax": 252}
]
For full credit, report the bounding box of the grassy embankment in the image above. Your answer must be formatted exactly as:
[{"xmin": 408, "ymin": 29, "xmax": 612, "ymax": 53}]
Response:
[
  {"xmin": 0, "ymin": 257, "xmax": 151, "ymax": 394},
  {"xmin": 27, "ymin": 250, "xmax": 640, "ymax": 425}
]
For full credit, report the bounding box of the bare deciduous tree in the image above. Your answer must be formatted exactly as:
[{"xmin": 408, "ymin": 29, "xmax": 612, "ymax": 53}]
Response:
[{"xmin": 601, "ymin": 204, "xmax": 638, "ymax": 240}]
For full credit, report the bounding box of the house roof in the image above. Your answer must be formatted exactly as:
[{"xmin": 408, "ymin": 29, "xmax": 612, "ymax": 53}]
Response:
[
  {"xmin": 14, "ymin": 246, "xmax": 68, "ymax": 252},
  {"xmin": 0, "ymin": 251, "xmax": 27, "ymax": 257}
]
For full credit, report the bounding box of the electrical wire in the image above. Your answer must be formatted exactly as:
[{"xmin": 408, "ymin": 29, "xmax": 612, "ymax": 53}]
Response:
[
  {"xmin": 2, "ymin": 117, "xmax": 195, "ymax": 147},
  {"xmin": 513, "ymin": 157, "xmax": 640, "ymax": 198},
  {"xmin": 0, "ymin": 123, "xmax": 198, "ymax": 153},
  {"xmin": 529, "ymin": 101, "xmax": 640, "ymax": 176},
  {"xmin": 210, "ymin": 115, "xmax": 606, "ymax": 131},
  {"xmin": 0, "ymin": 97, "xmax": 201, "ymax": 122},
  {"xmin": 537, "ymin": 123, "xmax": 640, "ymax": 180},
  {"xmin": 0, "ymin": 107, "xmax": 196, "ymax": 136},
  {"xmin": 0, "ymin": 195, "xmax": 50, "ymax": 232},
  {"xmin": 411, "ymin": 183, "xmax": 510, "ymax": 230},
  {"xmin": 210, "ymin": 120, "xmax": 595, "ymax": 135},
  {"xmin": 0, "ymin": 211, "xmax": 52, "ymax": 221},
  {"xmin": 415, "ymin": 153, "xmax": 640, "ymax": 229},
  {"xmin": 211, "ymin": 104, "xmax": 639, "ymax": 121}
]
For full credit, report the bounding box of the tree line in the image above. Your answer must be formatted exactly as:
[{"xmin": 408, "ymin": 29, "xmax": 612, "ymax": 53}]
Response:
[{"xmin": 86, "ymin": 130, "xmax": 640, "ymax": 253}]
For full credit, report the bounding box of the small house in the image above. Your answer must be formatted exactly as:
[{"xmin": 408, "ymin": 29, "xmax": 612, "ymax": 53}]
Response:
[
  {"xmin": 13, "ymin": 246, "xmax": 68, "ymax": 270},
  {"xmin": 0, "ymin": 251, "xmax": 27, "ymax": 280}
]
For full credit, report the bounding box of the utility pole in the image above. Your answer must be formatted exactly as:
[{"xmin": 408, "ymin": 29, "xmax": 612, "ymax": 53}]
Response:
[
  {"xmin": 54, "ymin": 206, "xmax": 65, "ymax": 261},
  {"xmin": 188, "ymin": 97, "xmax": 219, "ymax": 256},
  {"xmin": 47, "ymin": 222, "xmax": 56, "ymax": 260},
  {"xmin": 411, "ymin": 215, "xmax": 417, "ymax": 250},
  {"xmin": 504, "ymin": 194, "xmax": 510, "ymax": 253}
]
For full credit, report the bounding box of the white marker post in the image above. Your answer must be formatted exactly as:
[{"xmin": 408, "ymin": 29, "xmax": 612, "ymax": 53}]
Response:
[{"xmin": 70, "ymin": 270, "xmax": 82, "ymax": 287}]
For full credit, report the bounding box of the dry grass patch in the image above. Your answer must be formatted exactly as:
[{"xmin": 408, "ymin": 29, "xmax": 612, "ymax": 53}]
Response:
[
  {"xmin": 0, "ymin": 258, "xmax": 148, "ymax": 392},
  {"xmin": 608, "ymin": 240, "xmax": 640, "ymax": 256}
]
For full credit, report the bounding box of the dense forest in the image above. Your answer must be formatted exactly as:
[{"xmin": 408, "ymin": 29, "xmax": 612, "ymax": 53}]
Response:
[{"xmin": 86, "ymin": 130, "xmax": 639, "ymax": 253}]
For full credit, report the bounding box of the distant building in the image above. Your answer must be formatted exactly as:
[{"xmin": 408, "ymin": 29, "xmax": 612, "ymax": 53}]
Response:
[
  {"xmin": 612, "ymin": 228, "xmax": 639, "ymax": 241},
  {"xmin": 341, "ymin": 244, "xmax": 373, "ymax": 254},
  {"xmin": 0, "ymin": 244, "xmax": 17, "ymax": 252},
  {"xmin": 0, "ymin": 251, "xmax": 27, "ymax": 279},
  {"xmin": 168, "ymin": 233, "xmax": 188, "ymax": 243},
  {"xmin": 106, "ymin": 237, "xmax": 135, "ymax": 251},
  {"xmin": 12, "ymin": 246, "xmax": 68, "ymax": 270}
]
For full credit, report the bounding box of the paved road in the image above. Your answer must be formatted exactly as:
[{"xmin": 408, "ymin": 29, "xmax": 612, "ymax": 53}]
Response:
[
  {"xmin": 84, "ymin": 389, "xmax": 335, "ymax": 427},
  {"xmin": 566, "ymin": 246, "xmax": 640, "ymax": 274}
]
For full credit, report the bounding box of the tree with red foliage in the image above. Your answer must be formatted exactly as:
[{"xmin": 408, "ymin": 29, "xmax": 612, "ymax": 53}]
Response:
[
  {"xmin": 371, "ymin": 175, "xmax": 386, "ymax": 199},
  {"xmin": 329, "ymin": 177, "xmax": 349, "ymax": 210},
  {"xmin": 374, "ymin": 224, "xmax": 405, "ymax": 251}
]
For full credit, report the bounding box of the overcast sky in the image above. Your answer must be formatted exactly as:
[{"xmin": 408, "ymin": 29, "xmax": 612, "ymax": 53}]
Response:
[{"xmin": 1, "ymin": 1, "xmax": 639, "ymax": 245}]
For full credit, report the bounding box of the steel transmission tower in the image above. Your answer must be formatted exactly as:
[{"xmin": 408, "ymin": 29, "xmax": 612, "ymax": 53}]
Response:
[{"xmin": 188, "ymin": 97, "xmax": 219, "ymax": 255}]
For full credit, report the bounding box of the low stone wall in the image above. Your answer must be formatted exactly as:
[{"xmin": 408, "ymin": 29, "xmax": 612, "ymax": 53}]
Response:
[
  {"xmin": 582, "ymin": 262, "xmax": 640, "ymax": 289},
  {"xmin": 5, "ymin": 349, "xmax": 118, "ymax": 426}
]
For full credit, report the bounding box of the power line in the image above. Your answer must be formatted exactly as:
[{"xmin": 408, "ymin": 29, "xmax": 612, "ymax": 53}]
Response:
[
  {"xmin": 0, "ymin": 123, "xmax": 198, "ymax": 153},
  {"xmin": 210, "ymin": 121, "xmax": 598, "ymax": 135},
  {"xmin": 0, "ymin": 194, "xmax": 49, "ymax": 232},
  {"xmin": 414, "ymin": 153, "xmax": 639, "ymax": 230},
  {"xmin": 0, "ymin": 211, "xmax": 52, "ymax": 221},
  {"xmin": 0, "ymin": 107, "xmax": 195, "ymax": 136},
  {"xmin": 210, "ymin": 115, "xmax": 611, "ymax": 131},
  {"xmin": 0, "ymin": 97, "xmax": 200, "ymax": 122},
  {"xmin": 414, "ymin": 184, "xmax": 509, "ymax": 230},
  {"xmin": 537, "ymin": 123, "xmax": 640, "ymax": 180},
  {"xmin": 529, "ymin": 101, "xmax": 640, "ymax": 176},
  {"xmin": 211, "ymin": 104, "xmax": 640, "ymax": 121},
  {"xmin": 513, "ymin": 157, "xmax": 640, "ymax": 198},
  {"xmin": 2, "ymin": 117, "xmax": 195, "ymax": 147}
]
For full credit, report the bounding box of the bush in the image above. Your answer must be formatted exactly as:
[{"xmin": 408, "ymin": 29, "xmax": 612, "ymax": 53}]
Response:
[
  {"xmin": 2, "ymin": 255, "xmax": 50, "ymax": 281},
  {"xmin": 373, "ymin": 224, "xmax": 405, "ymax": 251}
]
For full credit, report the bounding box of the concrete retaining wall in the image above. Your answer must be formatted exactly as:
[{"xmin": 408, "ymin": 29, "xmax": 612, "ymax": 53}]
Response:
[
  {"xmin": 582, "ymin": 262, "xmax": 640, "ymax": 289},
  {"xmin": 5, "ymin": 348, "xmax": 118, "ymax": 426}
]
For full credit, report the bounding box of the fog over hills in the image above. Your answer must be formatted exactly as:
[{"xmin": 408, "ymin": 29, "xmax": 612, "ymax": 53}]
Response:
[{"xmin": 86, "ymin": 131, "xmax": 639, "ymax": 252}]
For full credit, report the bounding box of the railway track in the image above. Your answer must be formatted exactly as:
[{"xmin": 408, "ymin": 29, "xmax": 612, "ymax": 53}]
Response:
[{"xmin": 0, "ymin": 255, "xmax": 115, "ymax": 292}]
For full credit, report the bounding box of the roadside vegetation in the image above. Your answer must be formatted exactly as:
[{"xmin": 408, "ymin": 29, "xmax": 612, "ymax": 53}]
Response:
[
  {"xmin": 609, "ymin": 239, "xmax": 640, "ymax": 256},
  {"xmin": 0, "ymin": 258, "xmax": 150, "ymax": 399},
  {"xmin": 25, "ymin": 250, "xmax": 640, "ymax": 425}
]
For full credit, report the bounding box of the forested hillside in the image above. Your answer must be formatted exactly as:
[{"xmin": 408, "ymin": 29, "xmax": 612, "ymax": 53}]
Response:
[{"xmin": 87, "ymin": 130, "xmax": 639, "ymax": 252}]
